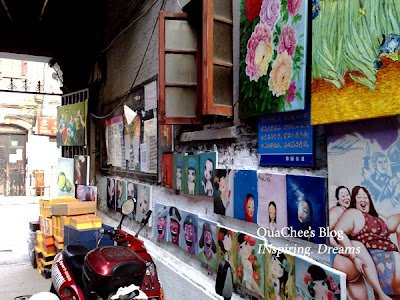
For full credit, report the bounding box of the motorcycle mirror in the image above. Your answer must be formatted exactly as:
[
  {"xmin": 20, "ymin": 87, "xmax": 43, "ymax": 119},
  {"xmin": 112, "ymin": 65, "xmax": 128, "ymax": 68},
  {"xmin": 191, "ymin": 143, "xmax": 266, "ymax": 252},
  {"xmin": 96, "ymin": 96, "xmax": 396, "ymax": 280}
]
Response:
[
  {"xmin": 121, "ymin": 199, "xmax": 135, "ymax": 216},
  {"xmin": 215, "ymin": 259, "xmax": 233, "ymax": 300}
]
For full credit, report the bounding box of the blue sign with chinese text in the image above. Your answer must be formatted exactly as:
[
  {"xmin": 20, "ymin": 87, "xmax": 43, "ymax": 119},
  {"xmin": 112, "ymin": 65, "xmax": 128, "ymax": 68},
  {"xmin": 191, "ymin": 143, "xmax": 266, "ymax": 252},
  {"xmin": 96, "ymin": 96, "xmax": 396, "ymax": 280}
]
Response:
[{"xmin": 258, "ymin": 104, "xmax": 313, "ymax": 167}]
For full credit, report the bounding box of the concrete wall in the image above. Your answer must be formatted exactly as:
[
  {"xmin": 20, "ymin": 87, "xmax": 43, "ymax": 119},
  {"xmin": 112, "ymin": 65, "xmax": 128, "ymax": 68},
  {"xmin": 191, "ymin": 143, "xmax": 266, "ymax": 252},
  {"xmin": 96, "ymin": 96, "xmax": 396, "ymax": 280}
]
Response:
[{"xmin": 93, "ymin": 0, "xmax": 328, "ymax": 298}]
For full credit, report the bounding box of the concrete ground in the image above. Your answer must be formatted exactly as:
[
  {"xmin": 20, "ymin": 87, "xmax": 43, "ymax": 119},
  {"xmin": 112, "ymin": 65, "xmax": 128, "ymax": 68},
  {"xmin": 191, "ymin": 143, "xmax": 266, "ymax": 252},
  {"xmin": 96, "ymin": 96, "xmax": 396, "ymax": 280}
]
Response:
[{"xmin": 0, "ymin": 197, "xmax": 51, "ymax": 300}]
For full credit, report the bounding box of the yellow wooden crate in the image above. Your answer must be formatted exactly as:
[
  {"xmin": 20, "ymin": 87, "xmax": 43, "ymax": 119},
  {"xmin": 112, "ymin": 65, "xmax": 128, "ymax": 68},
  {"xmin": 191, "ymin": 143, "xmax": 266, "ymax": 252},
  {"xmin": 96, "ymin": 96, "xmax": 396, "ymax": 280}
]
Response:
[
  {"xmin": 51, "ymin": 201, "xmax": 96, "ymax": 216},
  {"xmin": 52, "ymin": 216, "xmax": 61, "ymax": 237},
  {"xmin": 40, "ymin": 258, "xmax": 54, "ymax": 266},
  {"xmin": 40, "ymin": 197, "xmax": 78, "ymax": 217},
  {"xmin": 70, "ymin": 214, "xmax": 102, "ymax": 230},
  {"xmin": 42, "ymin": 217, "xmax": 53, "ymax": 236}
]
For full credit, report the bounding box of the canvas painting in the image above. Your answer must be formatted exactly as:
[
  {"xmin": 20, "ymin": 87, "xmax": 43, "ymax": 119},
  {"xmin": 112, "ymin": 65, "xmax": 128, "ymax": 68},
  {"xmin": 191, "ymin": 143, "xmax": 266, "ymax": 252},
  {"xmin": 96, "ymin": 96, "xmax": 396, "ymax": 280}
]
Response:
[
  {"xmin": 216, "ymin": 225, "xmax": 238, "ymax": 283},
  {"xmin": 167, "ymin": 206, "xmax": 183, "ymax": 247},
  {"xmin": 57, "ymin": 101, "xmax": 87, "ymax": 146},
  {"xmin": 311, "ymin": 0, "xmax": 400, "ymax": 125},
  {"xmin": 264, "ymin": 245, "xmax": 295, "ymax": 300},
  {"xmin": 257, "ymin": 173, "xmax": 287, "ymax": 232},
  {"xmin": 183, "ymin": 154, "xmax": 200, "ymax": 195},
  {"xmin": 198, "ymin": 152, "xmax": 218, "ymax": 196},
  {"xmin": 126, "ymin": 181, "xmax": 138, "ymax": 219},
  {"xmin": 135, "ymin": 184, "xmax": 152, "ymax": 226},
  {"xmin": 162, "ymin": 153, "xmax": 173, "ymax": 188},
  {"xmin": 160, "ymin": 124, "xmax": 174, "ymax": 153},
  {"xmin": 116, "ymin": 180, "xmax": 127, "ymax": 212},
  {"xmin": 76, "ymin": 185, "xmax": 97, "ymax": 202},
  {"xmin": 286, "ymin": 174, "xmax": 326, "ymax": 244},
  {"xmin": 107, "ymin": 178, "xmax": 116, "ymax": 210},
  {"xmin": 74, "ymin": 155, "xmax": 89, "ymax": 185},
  {"xmin": 328, "ymin": 117, "xmax": 400, "ymax": 299},
  {"xmin": 179, "ymin": 209, "xmax": 198, "ymax": 255},
  {"xmin": 154, "ymin": 203, "xmax": 169, "ymax": 241},
  {"xmin": 239, "ymin": 0, "xmax": 308, "ymax": 117},
  {"xmin": 214, "ymin": 169, "xmax": 235, "ymax": 217},
  {"xmin": 173, "ymin": 153, "xmax": 184, "ymax": 191},
  {"xmin": 56, "ymin": 157, "xmax": 75, "ymax": 197},
  {"xmin": 295, "ymin": 256, "xmax": 346, "ymax": 300},
  {"xmin": 197, "ymin": 218, "xmax": 218, "ymax": 270},
  {"xmin": 236, "ymin": 232, "xmax": 265, "ymax": 297},
  {"xmin": 234, "ymin": 170, "xmax": 258, "ymax": 223}
]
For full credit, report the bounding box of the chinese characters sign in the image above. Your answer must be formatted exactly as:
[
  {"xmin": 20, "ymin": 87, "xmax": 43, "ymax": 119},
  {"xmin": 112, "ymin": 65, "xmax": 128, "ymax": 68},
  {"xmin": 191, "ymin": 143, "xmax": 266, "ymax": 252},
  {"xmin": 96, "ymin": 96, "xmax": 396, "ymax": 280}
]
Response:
[
  {"xmin": 37, "ymin": 118, "xmax": 57, "ymax": 136},
  {"xmin": 258, "ymin": 105, "xmax": 313, "ymax": 167}
]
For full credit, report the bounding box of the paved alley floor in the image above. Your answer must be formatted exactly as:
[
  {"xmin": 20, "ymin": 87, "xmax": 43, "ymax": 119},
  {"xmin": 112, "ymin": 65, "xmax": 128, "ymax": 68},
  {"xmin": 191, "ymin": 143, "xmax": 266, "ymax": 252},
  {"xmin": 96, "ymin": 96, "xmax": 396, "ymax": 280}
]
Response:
[{"xmin": 0, "ymin": 197, "xmax": 51, "ymax": 300}]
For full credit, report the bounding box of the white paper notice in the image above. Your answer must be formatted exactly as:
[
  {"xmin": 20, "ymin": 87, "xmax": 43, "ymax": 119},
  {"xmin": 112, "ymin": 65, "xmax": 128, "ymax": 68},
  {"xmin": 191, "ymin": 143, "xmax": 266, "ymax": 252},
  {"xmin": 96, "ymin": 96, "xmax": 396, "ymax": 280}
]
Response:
[
  {"xmin": 9, "ymin": 154, "xmax": 17, "ymax": 163},
  {"xmin": 144, "ymin": 118, "xmax": 157, "ymax": 174},
  {"xmin": 16, "ymin": 149, "xmax": 23, "ymax": 161},
  {"xmin": 144, "ymin": 81, "xmax": 157, "ymax": 111},
  {"xmin": 133, "ymin": 136, "xmax": 140, "ymax": 165},
  {"xmin": 140, "ymin": 143, "xmax": 147, "ymax": 172}
]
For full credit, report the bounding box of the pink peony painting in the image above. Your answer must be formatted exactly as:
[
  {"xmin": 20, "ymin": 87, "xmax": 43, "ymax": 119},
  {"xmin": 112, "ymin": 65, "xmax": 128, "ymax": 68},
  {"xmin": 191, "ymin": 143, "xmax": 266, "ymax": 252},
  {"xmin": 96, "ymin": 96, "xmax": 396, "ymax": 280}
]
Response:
[{"xmin": 240, "ymin": 0, "xmax": 308, "ymax": 117}]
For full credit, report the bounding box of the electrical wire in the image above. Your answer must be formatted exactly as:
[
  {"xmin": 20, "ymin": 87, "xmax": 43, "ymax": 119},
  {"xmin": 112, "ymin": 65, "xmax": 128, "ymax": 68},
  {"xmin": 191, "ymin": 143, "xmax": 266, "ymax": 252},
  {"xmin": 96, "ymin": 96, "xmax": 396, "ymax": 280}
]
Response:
[
  {"xmin": 91, "ymin": 0, "xmax": 167, "ymax": 119},
  {"xmin": 176, "ymin": 0, "xmax": 183, "ymax": 9}
]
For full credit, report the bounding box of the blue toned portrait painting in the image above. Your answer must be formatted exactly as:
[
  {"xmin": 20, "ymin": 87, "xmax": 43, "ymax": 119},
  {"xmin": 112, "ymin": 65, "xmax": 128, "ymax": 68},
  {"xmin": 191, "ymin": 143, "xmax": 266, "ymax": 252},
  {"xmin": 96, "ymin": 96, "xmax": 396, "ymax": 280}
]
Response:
[
  {"xmin": 286, "ymin": 174, "xmax": 326, "ymax": 244},
  {"xmin": 234, "ymin": 170, "xmax": 258, "ymax": 223}
]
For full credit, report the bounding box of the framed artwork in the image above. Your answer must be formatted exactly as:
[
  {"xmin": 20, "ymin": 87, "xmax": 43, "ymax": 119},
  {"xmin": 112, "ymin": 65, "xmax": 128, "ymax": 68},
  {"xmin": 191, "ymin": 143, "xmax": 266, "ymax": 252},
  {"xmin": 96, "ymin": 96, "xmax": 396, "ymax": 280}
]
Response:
[
  {"xmin": 183, "ymin": 154, "xmax": 200, "ymax": 195},
  {"xmin": 126, "ymin": 181, "xmax": 138, "ymax": 219},
  {"xmin": 179, "ymin": 210, "xmax": 198, "ymax": 255},
  {"xmin": 135, "ymin": 184, "xmax": 152, "ymax": 227},
  {"xmin": 197, "ymin": 218, "xmax": 218, "ymax": 270},
  {"xmin": 76, "ymin": 185, "xmax": 97, "ymax": 202},
  {"xmin": 239, "ymin": 0, "xmax": 308, "ymax": 117},
  {"xmin": 311, "ymin": 0, "xmax": 400, "ymax": 125},
  {"xmin": 286, "ymin": 174, "xmax": 327, "ymax": 244},
  {"xmin": 74, "ymin": 155, "xmax": 89, "ymax": 185},
  {"xmin": 213, "ymin": 169, "xmax": 235, "ymax": 217},
  {"xmin": 173, "ymin": 153, "xmax": 184, "ymax": 191},
  {"xmin": 234, "ymin": 170, "xmax": 258, "ymax": 223},
  {"xmin": 257, "ymin": 173, "xmax": 287, "ymax": 232},
  {"xmin": 116, "ymin": 180, "xmax": 127, "ymax": 212},
  {"xmin": 160, "ymin": 125, "xmax": 174, "ymax": 153},
  {"xmin": 56, "ymin": 157, "xmax": 75, "ymax": 197},
  {"xmin": 107, "ymin": 178, "xmax": 116, "ymax": 210},
  {"xmin": 167, "ymin": 206, "xmax": 183, "ymax": 247},
  {"xmin": 154, "ymin": 203, "xmax": 169, "ymax": 241},
  {"xmin": 57, "ymin": 101, "xmax": 87, "ymax": 146},
  {"xmin": 199, "ymin": 152, "xmax": 218, "ymax": 196},
  {"xmin": 162, "ymin": 153, "xmax": 173, "ymax": 188},
  {"xmin": 216, "ymin": 225, "xmax": 238, "ymax": 283}
]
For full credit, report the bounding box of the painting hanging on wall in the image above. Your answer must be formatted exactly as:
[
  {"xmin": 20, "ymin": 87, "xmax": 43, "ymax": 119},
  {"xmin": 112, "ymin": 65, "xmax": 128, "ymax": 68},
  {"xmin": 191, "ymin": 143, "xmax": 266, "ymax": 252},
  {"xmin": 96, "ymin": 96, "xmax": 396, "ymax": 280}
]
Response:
[
  {"xmin": 311, "ymin": 0, "xmax": 400, "ymax": 125},
  {"xmin": 239, "ymin": 0, "xmax": 308, "ymax": 117},
  {"xmin": 160, "ymin": 124, "xmax": 174, "ymax": 153},
  {"xmin": 126, "ymin": 181, "xmax": 138, "ymax": 219},
  {"xmin": 295, "ymin": 256, "xmax": 346, "ymax": 300},
  {"xmin": 154, "ymin": 203, "xmax": 169, "ymax": 241},
  {"xmin": 264, "ymin": 245, "xmax": 295, "ymax": 300},
  {"xmin": 57, "ymin": 101, "xmax": 87, "ymax": 146},
  {"xmin": 56, "ymin": 157, "xmax": 75, "ymax": 197},
  {"xmin": 234, "ymin": 170, "xmax": 258, "ymax": 223},
  {"xmin": 236, "ymin": 233, "xmax": 265, "ymax": 297},
  {"xmin": 214, "ymin": 169, "xmax": 235, "ymax": 217},
  {"xmin": 76, "ymin": 185, "xmax": 97, "ymax": 202},
  {"xmin": 199, "ymin": 152, "xmax": 218, "ymax": 196},
  {"xmin": 74, "ymin": 155, "xmax": 89, "ymax": 185},
  {"xmin": 257, "ymin": 173, "xmax": 287, "ymax": 232},
  {"xmin": 216, "ymin": 225, "xmax": 238, "ymax": 283},
  {"xmin": 116, "ymin": 180, "xmax": 127, "ymax": 212},
  {"xmin": 162, "ymin": 153, "xmax": 173, "ymax": 188},
  {"xmin": 286, "ymin": 174, "xmax": 327, "ymax": 244},
  {"xmin": 183, "ymin": 154, "xmax": 200, "ymax": 195},
  {"xmin": 327, "ymin": 117, "xmax": 400, "ymax": 299},
  {"xmin": 107, "ymin": 178, "xmax": 116, "ymax": 210},
  {"xmin": 179, "ymin": 210, "xmax": 198, "ymax": 255},
  {"xmin": 167, "ymin": 206, "xmax": 183, "ymax": 247},
  {"xmin": 197, "ymin": 218, "xmax": 218, "ymax": 270},
  {"xmin": 173, "ymin": 153, "xmax": 184, "ymax": 191},
  {"xmin": 135, "ymin": 184, "xmax": 152, "ymax": 226}
]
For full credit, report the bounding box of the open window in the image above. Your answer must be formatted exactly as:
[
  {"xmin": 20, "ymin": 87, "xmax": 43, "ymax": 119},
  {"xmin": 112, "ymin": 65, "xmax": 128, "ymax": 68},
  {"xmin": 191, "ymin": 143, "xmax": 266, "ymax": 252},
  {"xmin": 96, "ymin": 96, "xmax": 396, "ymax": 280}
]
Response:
[
  {"xmin": 158, "ymin": 11, "xmax": 202, "ymax": 124},
  {"xmin": 158, "ymin": 1, "xmax": 233, "ymax": 125}
]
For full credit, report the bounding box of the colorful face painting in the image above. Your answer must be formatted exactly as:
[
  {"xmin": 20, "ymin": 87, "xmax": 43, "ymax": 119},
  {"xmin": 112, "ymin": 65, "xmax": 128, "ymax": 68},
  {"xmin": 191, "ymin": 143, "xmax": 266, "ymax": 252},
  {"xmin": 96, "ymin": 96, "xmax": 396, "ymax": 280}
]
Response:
[
  {"xmin": 57, "ymin": 101, "xmax": 87, "ymax": 146},
  {"xmin": 74, "ymin": 155, "xmax": 88, "ymax": 185},
  {"xmin": 197, "ymin": 218, "xmax": 218, "ymax": 270},
  {"xmin": 286, "ymin": 174, "xmax": 327, "ymax": 244},
  {"xmin": 154, "ymin": 203, "xmax": 169, "ymax": 241},
  {"xmin": 312, "ymin": 0, "xmax": 400, "ymax": 125},
  {"xmin": 216, "ymin": 225, "xmax": 238, "ymax": 283},
  {"xmin": 162, "ymin": 153, "xmax": 174, "ymax": 188},
  {"xmin": 183, "ymin": 154, "xmax": 200, "ymax": 195},
  {"xmin": 135, "ymin": 184, "xmax": 152, "ymax": 226},
  {"xmin": 117, "ymin": 181, "xmax": 127, "ymax": 212},
  {"xmin": 328, "ymin": 117, "xmax": 400, "ymax": 299},
  {"xmin": 126, "ymin": 181, "xmax": 137, "ymax": 219},
  {"xmin": 199, "ymin": 152, "xmax": 217, "ymax": 196},
  {"xmin": 233, "ymin": 170, "xmax": 258, "ymax": 223},
  {"xmin": 173, "ymin": 153, "xmax": 184, "ymax": 191},
  {"xmin": 179, "ymin": 210, "xmax": 198, "ymax": 255},
  {"xmin": 168, "ymin": 206, "xmax": 182, "ymax": 246},
  {"xmin": 264, "ymin": 245, "xmax": 295, "ymax": 300},
  {"xmin": 76, "ymin": 185, "xmax": 97, "ymax": 202},
  {"xmin": 257, "ymin": 173, "xmax": 287, "ymax": 232},
  {"xmin": 107, "ymin": 178, "xmax": 116, "ymax": 210},
  {"xmin": 56, "ymin": 157, "xmax": 75, "ymax": 197},
  {"xmin": 115, "ymin": 180, "xmax": 123, "ymax": 212},
  {"xmin": 213, "ymin": 169, "xmax": 234, "ymax": 216},
  {"xmin": 295, "ymin": 256, "xmax": 346, "ymax": 300},
  {"xmin": 236, "ymin": 233, "xmax": 264, "ymax": 297},
  {"xmin": 239, "ymin": 0, "xmax": 308, "ymax": 117}
]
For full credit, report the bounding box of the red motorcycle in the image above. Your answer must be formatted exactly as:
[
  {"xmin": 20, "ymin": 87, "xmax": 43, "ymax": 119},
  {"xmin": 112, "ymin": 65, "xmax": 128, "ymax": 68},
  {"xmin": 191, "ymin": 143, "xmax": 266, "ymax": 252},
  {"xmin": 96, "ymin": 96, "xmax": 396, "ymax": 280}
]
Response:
[{"xmin": 50, "ymin": 199, "xmax": 163, "ymax": 300}]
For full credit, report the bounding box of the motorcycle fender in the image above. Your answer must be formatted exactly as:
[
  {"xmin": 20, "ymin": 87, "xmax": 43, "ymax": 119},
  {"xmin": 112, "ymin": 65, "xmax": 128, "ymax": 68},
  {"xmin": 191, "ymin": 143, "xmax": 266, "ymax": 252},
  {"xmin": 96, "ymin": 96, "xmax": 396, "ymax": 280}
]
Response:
[{"xmin": 52, "ymin": 253, "xmax": 86, "ymax": 300}]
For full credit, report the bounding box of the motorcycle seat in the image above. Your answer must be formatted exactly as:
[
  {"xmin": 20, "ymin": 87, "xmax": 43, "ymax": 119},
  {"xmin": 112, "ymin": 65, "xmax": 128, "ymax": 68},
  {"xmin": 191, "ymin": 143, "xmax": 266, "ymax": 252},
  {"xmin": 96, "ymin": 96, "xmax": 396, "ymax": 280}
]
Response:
[{"xmin": 63, "ymin": 245, "xmax": 89, "ymax": 287}]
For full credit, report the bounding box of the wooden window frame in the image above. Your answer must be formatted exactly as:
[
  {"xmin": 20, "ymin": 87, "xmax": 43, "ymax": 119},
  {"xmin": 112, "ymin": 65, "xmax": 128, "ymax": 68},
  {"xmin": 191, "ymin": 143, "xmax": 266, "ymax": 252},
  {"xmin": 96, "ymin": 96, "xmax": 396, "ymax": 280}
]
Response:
[
  {"xmin": 158, "ymin": 11, "xmax": 202, "ymax": 125},
  {"xmin": 202, "ymin": 0, "xmax": 233, "ymax": 116}
]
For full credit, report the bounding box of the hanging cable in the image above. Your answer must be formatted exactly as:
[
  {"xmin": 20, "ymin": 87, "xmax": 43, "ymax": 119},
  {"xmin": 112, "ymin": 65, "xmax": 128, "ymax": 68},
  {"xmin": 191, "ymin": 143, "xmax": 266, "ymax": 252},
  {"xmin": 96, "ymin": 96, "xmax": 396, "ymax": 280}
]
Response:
[{"xmin": 91, "ymin": 0, "xmax": 167, "ymax": 119}]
